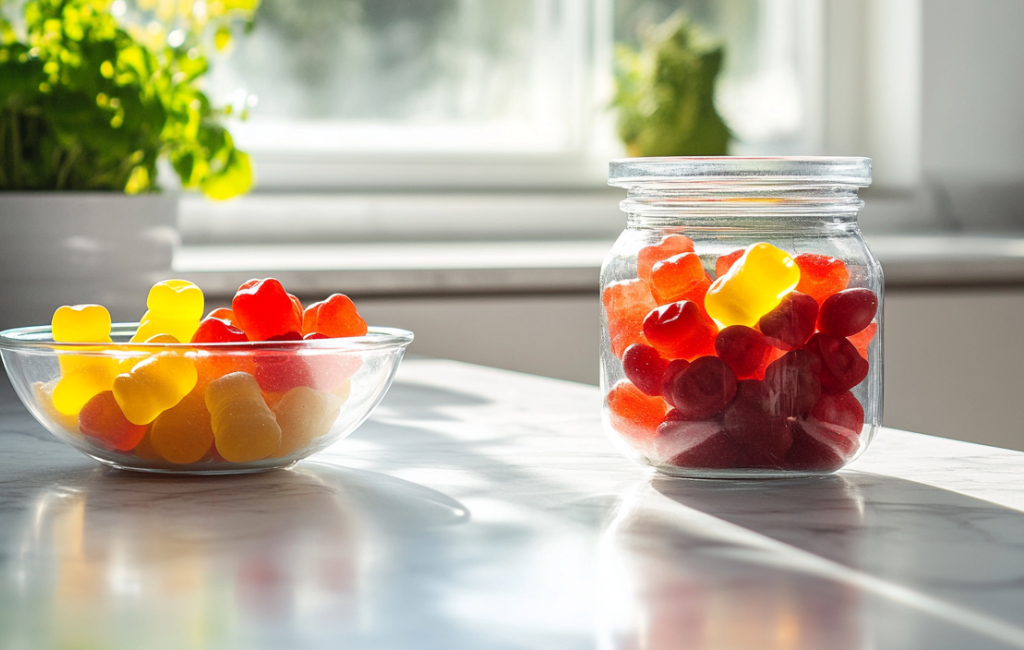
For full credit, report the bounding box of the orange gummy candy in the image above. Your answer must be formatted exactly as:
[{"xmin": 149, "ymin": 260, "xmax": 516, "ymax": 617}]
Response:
[
  {"xmin": 206, "ymin": 308, "xmax": 237, "ymax": 326},
  {"xmin": 847, "ymin": 322, "xmax": 877, "ymax": 360},
  {"xmin": 637, "ymin": 235, "xmax": 695, "ymax": 284},
  {"xmin": 607, "ymin": 380, "xmax": 669, "ymax": 442},
  {"xmin": 715, "ymin": 249, "xmax": 744, "ymax": 278},
  {"xmin": 79, "ymin": 391, "xmax": 147, "ymax": 451},
  {"xmin": 602, "ymin": 279, "xmax": 657, "ymax": 358},
  {"xmin": 302, "ymin": 294, "xmax": 368, "ymax": 338},
  {"xmin": 794, "ymin": 253, "xmax": 850, "ymax": 304},
  {"xmin": 649, "ymin": 252, "xmax": 712, "ymax": 306},
  {"xmin": 150, "ymin": 391, "xmax": 216, "ymax": 464}
]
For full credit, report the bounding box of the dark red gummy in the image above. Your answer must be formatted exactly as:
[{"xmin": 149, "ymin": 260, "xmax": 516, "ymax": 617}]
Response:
[
  {"xmin": 722, "ymin": 380, "xmax": 793, "ymax": 466},
  {"xmin": 805, "ymin": 333, "xmax": 869, "ymax": 393},
  {"xmin": 757, "ymin": 292, "xmax": 818, "ymax": 351},
  {"xmin": 656, "ymin": 418, "xmax": 741, "ymax": 469},
  {"xmin": 232, "ymin": 279, "xmax": 304, "ymax": 341},
  {"xmin": 762, "ymin": 349, "xmax": 822, "ymax": 418},
  {"xmin": 816, "ymin": 288, "xmax": 878, "ymax": 338},
  {"xmin": 642, "ymin": 300, "xmax": 717, "ymax": 360},
  {"xmin": 785, "ymin": 392, "xmax": 864, "ymax": 470},
  {"xmin": 660, "ymin": 359, "xmax": 691, "ymax": 402},
  {"xmin": 190, "ymin": 317, "xmax": 249, "ymax": 344},
  {"xmin": 715, "ymin": 325, "xmax": 772, "ymax": 380},
  {"xmin": 623, "ymin": 343, "xmax": 670, "ymax": 397},
  {"xmin": 664, "ymin": 356, "xmax": 737, "ymax": 420}
]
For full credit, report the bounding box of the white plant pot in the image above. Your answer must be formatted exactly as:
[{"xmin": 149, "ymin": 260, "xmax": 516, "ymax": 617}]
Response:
[{"xmin": 0, "ymin": 193, "xmax": 179, "ymax": 330}]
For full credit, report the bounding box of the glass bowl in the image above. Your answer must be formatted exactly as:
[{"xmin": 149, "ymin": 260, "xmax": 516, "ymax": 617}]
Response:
[{"xmin": 0, "ymin": 323, "xmax": 413, "ymax": 474}]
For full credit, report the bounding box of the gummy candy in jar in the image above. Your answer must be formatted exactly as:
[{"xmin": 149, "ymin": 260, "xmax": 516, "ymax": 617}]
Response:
[{"xmin": 602, "ymin": 157, "xmax": 882, "ymax": 478}]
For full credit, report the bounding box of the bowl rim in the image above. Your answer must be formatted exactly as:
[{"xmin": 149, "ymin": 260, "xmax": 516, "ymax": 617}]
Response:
[{"xmin": 0, "ymin": 323, "xmax": 414, "ymax": 352}]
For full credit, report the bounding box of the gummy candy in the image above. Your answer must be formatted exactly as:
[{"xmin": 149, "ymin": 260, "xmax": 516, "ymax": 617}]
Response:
[
  {"xmin": 191, "ymin": 317, "xmax": 255, "ymax": 386},
  {"xmin": 848, "ymin": 322, "xmax": 877, "ymax": 360},
  {"xmin": 660, "ymin": 358, "xmax": 690, "ymax": 400},
  {"xmin": 642, "ymin": 301, "xmax": 717, "ymax": 360},
  {"xmin": 704, "ymin": 243, "xmax": 801, "ymax": 328},
  {"xmin": 206, "ymin": 307, "xmax": 237, "ymax": 325},
  {"xmin": 655, "ymin": 416, "xmax": 738, "ymax": 469},
  {"xmin": 232, "ymin": 278, "xmax": 303, "ymax": 341},
  {"xmin": 113, "ymin": 351, "xmax": 198, "ymax": 425},
  {"xmin": 205, "ymin": 372, "xmax": 282, "ymax": 463},
  {"xmin": 714, "ymin": 326, "xmax": 771, "ymax": 380},
  {"xmin": 762, "ymin": 350, "xmax": 821, "ymax": 418},
  {"xmin": 302, "ymin": 294, "xmax": 368, "ymax": 338},
  {"xmin": 817, "ymin": 288, "xmax": 878, "ymax": 338},
  {"xmin": 637, "ymin": 235, "xmax": 695, "ymax": 284},
  {"xmin": 603, "ymin": 279, "xmax": 657, "ymax": 358},
  {"xmin": 722, "ymin": 380, "xmax": 793, "ymax": 466},
  {"xmin": 714, "ymin": 249, "xmax": 744, "ymax": 278},
  {"xmin": 622, "ymin": 343, "xmax": 669, "ymax": 397},
  {"xmin": 79, "ymin": 390, "xmax": 147, "ymax": 451},
  {"xmin": 757, "ymin": 292, "xmax": 818, "ymax": 351},
  {"xmin": 150, "ymin": 391, "xmax": 216, "ymax": 464},
  {"xmin": 805, "ymin": 333, "xmax": 869, "ymax": 393},
  {"xmin": 786, "ymin": 391, "xmax": 864, "ymax": 470},
  {"xmin": 117, "ymin": 333, "xmax": 179, "ymax": 375},
  {"xmin": 649, "ymin": 253, "xmax": 711, "ymax": 305},
  {"xmin": 272, "ymin": 386, "xmax": 343, "ymax": 458},
  {"xmin": 793, "ymin": 253, "xmax": 849, "ymax": 304},
  {"xmin": 33, "ymin": 380, "xmax": 80, "ymax": 433},
  {"xmin": 133, "ymin": 280, "xmax": 204, "ymax": 343},
  {"xmin": 132, "ymin": 429, "xmax": 163, "ymax": 461},
  {"xmin": 663, "ymin": 356, "xmax": 737, "ymax": 420},
  {"xmin": 607, "ymin": 380, "xmax": 669, "ymax": 441},
  {"xmin": 51, "ymin": 305, "xmax": 118, "ymax": 416},
  {"xmin": 191, "ymin": 317, "xmax": 249, "ymax": 344}
]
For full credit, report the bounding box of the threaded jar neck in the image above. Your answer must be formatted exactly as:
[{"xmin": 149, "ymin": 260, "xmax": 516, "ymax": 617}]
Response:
[{"xmin": 609, "ymin": 157, "xmax": 872, "ymax": 228}]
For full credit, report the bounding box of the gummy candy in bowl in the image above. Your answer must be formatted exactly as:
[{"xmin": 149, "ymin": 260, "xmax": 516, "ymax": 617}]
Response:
[{"xmin": 0, "ymin": 322, "xmax": 413, "ymax": 474}]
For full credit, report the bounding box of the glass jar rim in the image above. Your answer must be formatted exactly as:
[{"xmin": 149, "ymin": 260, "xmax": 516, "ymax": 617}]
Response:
[{"xmin": 608, "ymin": 156, "xmax": 872, "ymax": 187}]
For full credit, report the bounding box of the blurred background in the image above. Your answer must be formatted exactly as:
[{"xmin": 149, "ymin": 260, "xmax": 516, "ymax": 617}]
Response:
[{"xmin": 4, "ymin": 0, "xmax": 1024, "ymax": 449}]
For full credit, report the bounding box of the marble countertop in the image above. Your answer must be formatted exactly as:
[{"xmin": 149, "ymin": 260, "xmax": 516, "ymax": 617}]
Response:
[{"xmin": 2, "ymin": 359, "xmax": 1024, "ymax": 649}]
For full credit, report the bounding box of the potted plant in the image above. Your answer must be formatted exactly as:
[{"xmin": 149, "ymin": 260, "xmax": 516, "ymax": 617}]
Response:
[{"xmin": 0, "ymin": 0, "xmax": 257, "ymax": 329}]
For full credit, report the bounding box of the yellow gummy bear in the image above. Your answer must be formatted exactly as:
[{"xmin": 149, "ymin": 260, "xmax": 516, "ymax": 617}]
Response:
[
  {"xmin": 132, "ymin": 280, "xmax": 204, "ymax": 343},
  {"xmin": 205, "ymin": 372, "xmax": 282, "ymax": 463},
  {"xmin": 704, "ymin": 242, "xmax": 801, "ymax": 328},
  {"xmin": 112, "ymin": 351, "xmax": 198, "ymax": 425},
  {"xmin": 118, "ymin": 333, "xmax": 180, "ymax": 374},
  {"xmin": 272, "ymin": 386, "xmax": 344, "ymax": 458},
  {"xmin": 51, "ymin": 305, "xmax": 119, "ymax": 415}
]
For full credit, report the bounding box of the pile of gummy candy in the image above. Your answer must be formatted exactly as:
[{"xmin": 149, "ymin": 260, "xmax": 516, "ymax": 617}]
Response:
[
  {"xmin": 603, "ymin": 235, "xmax": 878, "ymax": 472},
  {"xmin": 38, "ymin": 278, "xmax": 368, "ymax": 465}
]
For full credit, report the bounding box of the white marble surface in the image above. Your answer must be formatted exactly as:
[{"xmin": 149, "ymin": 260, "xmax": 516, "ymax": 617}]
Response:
[{"xmin": 1, "ymin": 359, "xmax": 1024, "ymax": 649}]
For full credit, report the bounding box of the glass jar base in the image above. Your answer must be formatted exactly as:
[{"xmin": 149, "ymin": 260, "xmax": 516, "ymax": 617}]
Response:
[{"xmin": 651, "ymin": 464, "xmax": 841, "ymax": 480}]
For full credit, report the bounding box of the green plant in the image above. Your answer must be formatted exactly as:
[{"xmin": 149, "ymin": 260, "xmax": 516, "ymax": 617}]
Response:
[
  {"xmin": 612, "ymin": 13, "xmax": 730, "ymax": 157},
  {"xmin": 0, "ymin": 0, "xmax": 257, "ymax": 198}
]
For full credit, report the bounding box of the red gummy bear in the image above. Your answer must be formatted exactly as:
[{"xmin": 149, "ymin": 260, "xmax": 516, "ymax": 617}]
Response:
[
  {"xmin": 805, "ymin": 333, "xmax": 869, "ymax": 393},
  {"xmin": 817, "ymin": 288, "xmax": 878, "ymax": 338},
  {"xmin": 757, "ymin": 292, "xmax": 819, "ymax": 351},
  {"xmin": 663, "ymin": 356, "xmax": 737, "ymax": 420},
  {"xmin": 715, "ymin": 249, "xmax": 744, "ymax": 278},
  {"xmin": 637, "ymin": 235, "xmax": 695, "ymax": 284},
  {"xmin": 607, "ymin": 380, "xmax": 669, "ymax": 442},
  {"xmin": 643, "ymin": 301, "xmax": 717, "ymax": 360},
  {"xmin": 622, "ymin": 343, "xmax": 670, "ymax": 397},
  {"xmin": 722, "ymin": 379, "xmax": 793, "ymax": 467},
  {"xmin": 785, "ymin": 391, "xmax": 864, "ymax": 470},
  {"xmin": 715, "ymin": 325, "xmax": 772, "ymax": 380},
  {"xmin": 232, "ymin": 278, "xmax": 303, "ymax": 341},
  {"xmin": 793, "ymin": 253, "xmax": 849, "ymax": 304},
  {"xmin": 302, "ymin": 294, "xmax": 368, "ymax": 338},
  {"xmin": 191, "ymin": 317, "xmax": 249, "ymax": 344},
  {"xmin": 256, "ymin": 332, "xmax": 361, "ymax": 394},
  {"xmin": 660, "ymin": 358, "xmax": 690, "ymax": 401},
  {"xmin": 848, "ymin": 322, "xmax": 877, "ymax": 360},
  {"xmin": 79, "ymin": 390, "xmax": 147, "ymax": 451},
  {"xmin": 603, "ymin": 279, "xmax": 657, "ymax": 358},
  {"xmin": 762, "ymin": 349, "xmax": 822, "ymax": 418},
  {"xmin": 656, "ymin": 415, "xmax": 740, "ymax": 469},
  {"xmin": 649, "ymin": 253, "xmax": 711, "ymax": 306},
  {"xmin": 206, "ymin": 307, "xmax": 237, "ymax": 326}
]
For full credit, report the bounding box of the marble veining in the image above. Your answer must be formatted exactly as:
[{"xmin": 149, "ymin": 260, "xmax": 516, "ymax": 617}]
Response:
[{"xmin": 1, "ymin": 358, "xmax": 1023, "ymax": 649}]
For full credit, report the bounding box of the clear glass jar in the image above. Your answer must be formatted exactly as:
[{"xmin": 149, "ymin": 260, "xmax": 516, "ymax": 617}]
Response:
[{"xmin": 601, "ymin": 157, "xmax": 881, "ymax": 478}]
